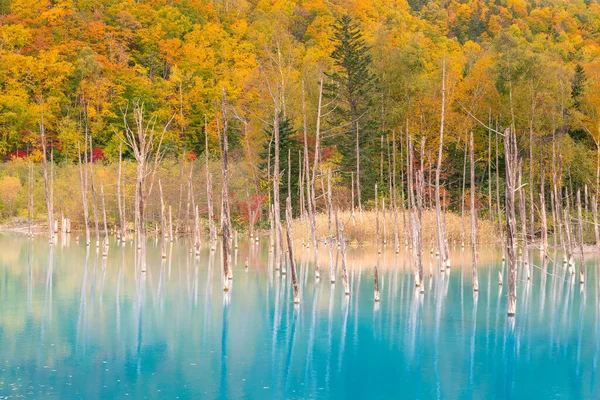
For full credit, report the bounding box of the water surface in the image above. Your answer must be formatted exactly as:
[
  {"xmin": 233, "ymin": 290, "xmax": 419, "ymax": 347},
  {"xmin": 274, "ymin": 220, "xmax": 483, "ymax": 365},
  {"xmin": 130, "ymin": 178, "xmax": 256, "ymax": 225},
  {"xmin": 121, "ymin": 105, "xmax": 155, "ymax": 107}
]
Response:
[{"xmin": 0, "ymin": 235, "xmax": 598, "ymax": 399}]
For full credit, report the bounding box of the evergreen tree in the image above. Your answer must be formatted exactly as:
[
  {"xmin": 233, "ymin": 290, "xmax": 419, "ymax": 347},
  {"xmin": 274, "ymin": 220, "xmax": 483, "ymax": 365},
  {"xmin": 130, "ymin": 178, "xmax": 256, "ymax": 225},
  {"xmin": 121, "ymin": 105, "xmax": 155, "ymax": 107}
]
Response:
[
  {"xmin": 571, "ymin": 64, "xmax": 587, "ymax": 110},
  {"xmin": 324, "ymin": 15, "xmax": 379, "ymax": 201}
]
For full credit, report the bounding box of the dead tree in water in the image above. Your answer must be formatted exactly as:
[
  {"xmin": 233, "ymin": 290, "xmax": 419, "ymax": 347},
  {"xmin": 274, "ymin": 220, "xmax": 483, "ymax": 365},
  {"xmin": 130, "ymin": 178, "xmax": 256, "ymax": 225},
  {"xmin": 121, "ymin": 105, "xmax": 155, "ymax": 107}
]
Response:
[
  {"xmin": 77, "ymin": 143, "xmax": 90, "ymax": 246},
  {"xmin": 117, "ymin": 143, "xmax": 126, "ymax": 241},
  {"xmin": 375, "ymin": 183, "xmax": 380, "ymax": 254},
  {"xmin": 310, "ymin": 79, "xmax": 324, "ymax": 279},
  {"xmin": 374, "ymin": 262, "xmax": 380, "ymax": 302},
  {"xmin": 469, "ymin": 131, "xmax": 479, "ymax": 291},
  {"xmin": 335, "ymin": 206, "xmax": 350, "ymax": 295},
  {"xmin": 564, "ymin": 189, "xmax": 575, "ymax": 269},
  {"xmin": 327, "ymin": 169, "xmax": 335, "ymax": 283},
  {"xmin": 539, "ymin": 169, "xmax": 548, "ymax": 254},
  {"xmin": 504, "ymin": 128, "xmax": 518, "ymax": 316},
  {"xmin": 435, "ymin": 58, "xmax": 449, "ymax": 269},
  {"xmin": 205, "ymin": 117, "xmax": 216, "ymax": 249},
  {"xmin": 391, "ymin": 132, "xmax": 400, "ymax": 253},
  {"xmin": 221, "ymin": 89, "xmax": 233, "ymax": 284},
  {"xmin": 27, "ymin": 160, "xmax": 34, "ymax": 238},
  {"xmin": 517, "ymin": 165, "xmax": 530, "ymax": 281},
  {"xmin": 89, "ymin": 137, "xmax": 100, "ymax": 247},
  {"xmin": 592, "ymin": 195, "xmax": 600, "ymax": 251},
  {"xmin": 273, "ymin": 108, "xmax": 284, "ymax": 272},
  {"xmin": 100, "ymin": 184, "xmax": 109, "ymax": 256},
  {"xmin": 121, "ymin": 101, "xmax": 174, "ymax": 271},
  {"xmin": 577, "ymin": 189, "xmax": 585, "ymax": 284},
  {"xmin": 285, "ymin": 197, "xmax": 300, "ymax": 304},
  {"xmin": 159, "ymin": 180, "xmax": 167, "ymax": 259},
  {"xmin": 39, "ymin": 97, "xmax": 54, "ymax": 243}
]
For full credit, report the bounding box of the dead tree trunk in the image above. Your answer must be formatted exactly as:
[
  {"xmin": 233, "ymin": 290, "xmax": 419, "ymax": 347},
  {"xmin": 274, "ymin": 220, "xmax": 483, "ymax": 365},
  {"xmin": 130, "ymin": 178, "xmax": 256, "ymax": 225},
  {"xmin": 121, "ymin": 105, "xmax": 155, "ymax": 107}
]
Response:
[
  {"xmin": 376, "ymin": 183, "xmax": 380, "ymax": 254},
  {"xmin": 159, "ymin": 180, "xmax": 167, "ymax": 259},
  {"xmin": 39, "ymin": 97, "xmax": 54, "ymax": 243},
  {"xmin": 391, "ymin": 132, "xmax": 400, "ymax": 253},
  {"xmin": 505, "ymin": 128, "xmax": 518, "ymax": 316},
  {"xmin": 117, "ymin": 143, "xmax": 126, "ymax": 241},
  {"xmin": 206, "ymin": 119, "xmax": 216, "ymax": 249},
  {"xmin": 77, "ymin": 142, "xmax": 90, "ymax": 246},
  {"xmin": 89, "ymin": 136, "xmax": 100, "ymax": 247},
  {"xmin": 100, "ymin": 184, "xmax": 109, "ymax": 257},
  {"xmin": 461, "ymin": 132, "xmax": 468, "ymax": 248},
  {"xmin": 540, "ymin": 169, "xmax": 548, "ymax": 253},
  {"xmin": 28, "ymin": 160, "xmax": 34, "ymax": 238},
  {"xmin": 335, "ymin": 205, "xmax": 350, "ymax": 295},
  {"xmin": 285, "ymin": 196, "xmax": 300, "ymax": 304},
  {"xmin": 356, "ymin": 122, "xmax": 362, "ymax": 217},
  {"xmin": 327, "ymin": 168, "xmax": 335, "ymax": 283},
  {"xmin": 518, "ymin": 165, "xmax": 530, "ymax": 281},
  {"xmin": 374, "ymin": 262, "xmax": 380, "ymax": 302},
  {"xmin": 577, "ymin": 189, "xmax": 585, "ymax": 284},
  {"xmin": 221, "ymin": 89, "xmax": 233, "ymax": 282},
  {"xmin": 435, "ymin": 58, "xmax": 449, "ymax": 269},
  {"xmin": 470, "ymin": 131, "xmax": 479, "ymax": 291},
  {"xmin": 564, "ymin": 189, "xmax": 575, "ymax": 269},
  {"xmin": 273, "ymin": 108, "xmax": 283, "ymax": 272},
  {"xmin": 592, "ymin": 195, "xmax": 599, "ymax": 251},
  {"xmin": 495, "ymin": 129, "xmax": 504, "ymax": 244},
  {"xmin": 122, "ymin": 101, "xmax": 173, "ymax": 272},
  {"xmin": 310, "ymin": 79, "xmax": 324, "ymax": 279}
]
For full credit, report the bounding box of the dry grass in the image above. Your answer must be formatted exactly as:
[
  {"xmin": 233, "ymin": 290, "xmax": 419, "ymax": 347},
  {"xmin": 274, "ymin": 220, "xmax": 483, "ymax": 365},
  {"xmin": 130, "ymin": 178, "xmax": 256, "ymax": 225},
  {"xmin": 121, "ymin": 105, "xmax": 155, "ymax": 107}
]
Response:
[{"xmin": 292, "ymin": 209, "xmax": 497, "ymax": 246}]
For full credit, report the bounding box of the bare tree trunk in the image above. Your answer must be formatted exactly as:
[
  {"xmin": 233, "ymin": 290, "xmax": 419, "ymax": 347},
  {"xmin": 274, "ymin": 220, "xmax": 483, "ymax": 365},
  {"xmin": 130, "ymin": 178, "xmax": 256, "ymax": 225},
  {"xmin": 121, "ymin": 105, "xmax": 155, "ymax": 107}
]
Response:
[
  {"xmin": 273, "ymin": 108, "xmax": 283, "ymax": 272},
  {"xmin": 28, "ymin": 160, "xmax": 34, "ymax": 238},
  {"xmin": 310, "ymin": 79, "xmax": 324, "ymax": 279},
  {"xmin": 374, "ymin": 262, "xmax": 380, "ymax": 302},
  {"xmin": 564, "ymin": 189, "xmax": 575, "ymax": 269},
  {"xmin": 335, "ymin": 205, "xmax": 350, "ymax": 295},
  {"xmin": 100, "ymin": 184, "xmax": 109, "ymax": 257},
  {"xmin": 122, "ymin": 101, "xmax": 173, "ymax": 272},
  {"xmin": 206, "ymin": 119, "xmax": 216, "ymax": 249},
  {"xmin": 89, "ymin": 137, "xmax": 100, "ymax": 247},
  {"xmin": 592, "ymin": 195, "xmax": 599, "ymax": 251},
  {"xmin": 540, "ymin": 169, "xmax": 548, "ymax": 253},
  {"xmin": 488, "ymin": 113, "xmax": 493, "ymax": 224},
  {"xmin": 435, "ymin": 58, "xmax": 449, "ymax": 269},
  {"xmin": 495, "ymin": 129, "xmax": 503, "ymax": 244},
  {"xmin": 175, "ymin": 151, "xmax": 185, "ymax": 235},
  {"xmin": 159, "ymin": 180, "xmax": 167, "ymax": 259},
  {"xmin": 391, "ymin": 132, "xmax": 400, "ymax": 253},
  {"xmin": 577, "ymin": 189, "xmax": 585, "ymax": 284},
  {"xmin": 518, "ymin": 165, "xmax": 531, "ymax": 281},
  {"xmin": 376, "ymin": 183, "xmax": 380, "ymax": 254},
  {"xmin": 416, "ymin": 138, "xmax": 425, "ymax": 290},
  {"xmin": 504, "ymin": 128, "xmax": 518, "ymax": 316},
  {"xmin": 186, "ymin": 164, "xmax": 193, "ymax": 234},
  {"xmin": 78, "ymin": 142, "xmax": 90, "ymax": 246},
  {"xmin": 327, "ymin": 168, "xmax": 335, "ymax": 283},
  {"xmin": 40, "ymin": 98, "xmax": 54, "ymax": 243},
  {"xmin": 356, "ymin": 122, "xmax": 363, "ymax": 217},
  {"xmin": 221, "ymin": 89, "xmax": 233, "ymax": 282},
  {"xmin": 117, "ymin": 143, "xmax": 125, "ymax": 241},
  {"xmin": 285, "ymin": 196, "xmax": 300, "ymax": 304},
  {"xmin": 461, "ymin": 132, "xmax": 468, "ymax": 248},
  {"xmin": 470, "ymin": 131, "xmax": 479, "ymax": 291},
  {"xmin": 529, "ymin": 115, "xmax": 535, "ymax": 244}
]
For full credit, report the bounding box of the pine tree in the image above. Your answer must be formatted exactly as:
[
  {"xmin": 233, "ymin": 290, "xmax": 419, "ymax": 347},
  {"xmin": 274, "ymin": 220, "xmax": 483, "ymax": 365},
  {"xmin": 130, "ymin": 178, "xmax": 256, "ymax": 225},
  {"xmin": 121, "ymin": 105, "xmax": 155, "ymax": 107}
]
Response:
[
  {"xmin": 571, "ymin": 64, "xmax": 587, "ymax": 110},
  {"xmin": 325, "ymin": 15, "xmax": 379, "ymax": 201}
]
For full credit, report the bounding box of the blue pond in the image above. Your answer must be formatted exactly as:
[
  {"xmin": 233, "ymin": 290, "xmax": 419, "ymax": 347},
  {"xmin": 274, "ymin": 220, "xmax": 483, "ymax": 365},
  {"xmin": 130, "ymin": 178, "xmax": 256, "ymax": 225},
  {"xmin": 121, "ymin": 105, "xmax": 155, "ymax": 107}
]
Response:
[{"xmin": 0, "ymin": 234, "xmax": 599, "ymax": 399}]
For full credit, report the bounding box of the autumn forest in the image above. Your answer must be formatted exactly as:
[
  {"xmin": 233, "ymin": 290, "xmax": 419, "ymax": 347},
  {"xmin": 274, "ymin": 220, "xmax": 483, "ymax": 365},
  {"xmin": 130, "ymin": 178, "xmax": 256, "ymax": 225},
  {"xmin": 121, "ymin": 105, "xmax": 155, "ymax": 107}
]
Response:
[{"xmin": 2, "ymin": 0, "xmax": 600, "ymax": 269}]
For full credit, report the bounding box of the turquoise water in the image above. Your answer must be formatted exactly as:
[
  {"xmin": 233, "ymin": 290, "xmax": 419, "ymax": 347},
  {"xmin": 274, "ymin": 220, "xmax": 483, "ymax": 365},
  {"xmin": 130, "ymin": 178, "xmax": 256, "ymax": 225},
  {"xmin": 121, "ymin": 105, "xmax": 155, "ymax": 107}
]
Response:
[{"xmin": 0, "ymin": 234, "xmax": 599, "ymax": 399}]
